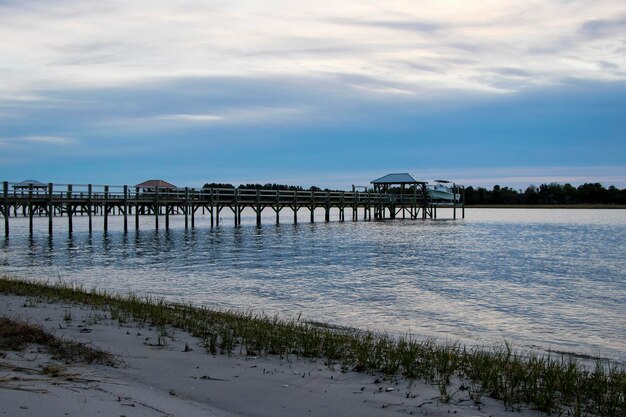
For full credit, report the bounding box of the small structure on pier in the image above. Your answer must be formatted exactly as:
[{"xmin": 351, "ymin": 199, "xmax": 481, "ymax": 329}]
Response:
[
  {"xmin": 370, "ymin": 173, "xmax": 429, "ymax": 220},
  {"xmin": 13, "ymin": 180, "xmax": 48, "ymax": 191},
  {"xmin": 135, "ymin": 180, "xmax": 176, "ymax": 192},
  {"xmin": 371, "ymin": 173, "xmax": 426, "ymax": 193}
]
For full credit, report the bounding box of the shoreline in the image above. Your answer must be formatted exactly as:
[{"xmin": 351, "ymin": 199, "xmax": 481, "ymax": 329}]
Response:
[
  {"xmin": 1, "ymin": 291, "xmax": 524, "ymax": 417},
  {"xmin": 1, "ymin": 277, "xmax": 623, "ymax": 416},
  {"xmin": 464, "ymin": 204, "xmax": 626, "ymax": 209}
]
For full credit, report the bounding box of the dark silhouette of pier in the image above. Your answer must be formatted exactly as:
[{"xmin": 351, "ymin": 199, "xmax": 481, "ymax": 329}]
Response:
[{"xmin": 1, "ymin": 181, "xmax": 465, "ymax": 236}]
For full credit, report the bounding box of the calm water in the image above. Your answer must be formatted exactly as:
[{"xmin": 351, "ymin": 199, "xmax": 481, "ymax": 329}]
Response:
[{"xmin": 1, "ymin": 209, "xmax": 625, "ymax": 362}]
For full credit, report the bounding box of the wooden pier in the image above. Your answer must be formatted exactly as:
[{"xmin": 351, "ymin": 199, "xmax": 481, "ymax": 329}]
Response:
[{"xmin": 1, "ymin": 181, "xmax": 465, "ymax": 236}]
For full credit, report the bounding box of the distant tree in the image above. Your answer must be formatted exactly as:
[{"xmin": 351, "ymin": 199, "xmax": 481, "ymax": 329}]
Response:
[
  {"xmin": 203, "ymin": 182, "xmax": 235, "ymax": 189},
  {"xmin": 577, "ymin": 183, "xmax": 606, "ymax": 204},
  {"xmin": 237, "ymin": 183, "xmax": 306, "ymax": 191},
  {"xmin": 562, "ymin": 183, "xmax": 578, "ymax": 204},
  {"xmin": 201, "ymin": 180, "xmax": 625, "ymax": 204},
  {"xmin": 523, "ymin": 185, "xmax": 539, "ymax": 204}
]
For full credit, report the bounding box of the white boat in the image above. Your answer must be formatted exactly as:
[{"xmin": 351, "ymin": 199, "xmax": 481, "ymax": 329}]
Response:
[{"xmin": 427, "ymin": 180, "xmax": 460, "ymax": 202}]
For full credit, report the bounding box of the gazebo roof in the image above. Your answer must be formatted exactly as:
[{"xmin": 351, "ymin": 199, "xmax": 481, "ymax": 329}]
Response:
[
  {"xmin": 371, "ymin": 173, "xmax": 426, "ymax": 185},
  {"xmin": 135, "ymin": 179, "xmax": 176, "ymax": 189},
  {"xmin": 13, "ymin": 179, "xmax": 48, "ymax": 188}
]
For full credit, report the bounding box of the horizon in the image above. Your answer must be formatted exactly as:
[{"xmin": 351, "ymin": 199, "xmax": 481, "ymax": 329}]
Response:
[
  {"xmin": 1, "ymin": 1, "xmax": 625, "ymax": 188},
  {"xmin": 3, "ymin": 174, "xmax": 624, "ymax": 192}
]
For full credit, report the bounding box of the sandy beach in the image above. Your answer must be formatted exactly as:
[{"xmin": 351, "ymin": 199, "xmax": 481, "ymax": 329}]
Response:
[{"xmin": 0, "ymin": 293, "xmax": 545, "ymax": 417}]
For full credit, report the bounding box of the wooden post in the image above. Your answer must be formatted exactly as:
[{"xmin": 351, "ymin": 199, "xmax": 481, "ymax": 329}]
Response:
[
  {"xmin": 192, "ymin": 205, "xmax": 195, "ymax": 228},
  {"xmin": 3, "ymin": 181, "xmax": 9, "ymax": 237},
  {"xmin": 154, "ymin": 186, "xmax": 159, "ymax": 229},
  {"xmin": 123, "ymin": 185, "xmax": 128, "ymax": 232},
  {"xmin": 413, "ymin": 185, "xmax": 417, "ymax": 219},
  {"xmin": 234, "ymin": 189, "xmax": 239, "ymax": 226},
  {"xmin": 256, "ymin": 189, "xmax": 261, "ymax": 226},
  {"xmin": 47, "ymin": 183, "xmax": 53, "ymax": 235},
  {"xmin": 340, "ymin": 192, "xmax": 345, "ymax": 222},
  {"xmin": 103, "ymin": 185, "xmax": 109, "ymax": 232},
  {"xmin": 462, "ymin": 187, "xmax": 466, "ymax": 219},
  {"xmin": 28, "ymin": 184, "xmax": 33, "ymax": 234},
  {"xmin": 421, "ymin": 184, "xmax": 427, "ymax": 219},
  {"xmin": 135, "ymin": 187, "xmax": 140, "ymax": 230},
  {"xmin": 452, "ymin": 185, "xmax": 456, "ymax": 220},
  {"xmin": 87, "ymin": 184, "xmax": 93, "ymax": 233},
  {"xmin": 276, "ymin": 190, "xmax": 280, "ymax": 224},
  {"xmin": 67, "ymin": 185, "xmax": 73, "ymax": 234},
  {"xmin": 165, "ymin": 204, "xmax": 170, "ymax": 229},
  {"xmin": 210, "ymin": 189, "xmax": 214, "ymax": 227},
  {"xmin": 325, "ymin": 191, "xmax": 330, "ymax": 222},
  {"xmin": 184, "ymin": 187, "xmax": 189, "ymax": 229}
]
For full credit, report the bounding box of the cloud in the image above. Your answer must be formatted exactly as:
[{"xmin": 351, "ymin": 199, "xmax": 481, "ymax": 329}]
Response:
[
  {"xmin": 330, "ymin": 18, "xmax": 442, "ymax": 34},
  {"xmin": 1, "ymin": 2, "xmax": 625, "ymax": 187},
  {"xmin": 578, "ymin": 16, "xmax": 626, "ymax": 39},
  {"xmin": 598, "ymin": 61, "xmax": 619, "ymax": 71},
  {"xmin": 490, "ymin": 67, "xmax": 533, "ymax": 78},
  {"xmin": 1, "ymin": 0, "xmax": 624, "ymax": 101},
  {"xmin": 157, "ymin": 114, "xmax": 225, "ymax": 122},
  {"xmin": 0, "ymin": 136, "xmax": 76, "ymax": 145},
  {"xmin": 22, "ymin": 135, "xmax": 75, "ymax": 145}
]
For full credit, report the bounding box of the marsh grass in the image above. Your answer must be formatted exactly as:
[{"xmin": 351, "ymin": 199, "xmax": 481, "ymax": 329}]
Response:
[
  {"xmin": 1, "ymin": 276, "xmax": 623, "ymax": 416},
  {"xmin": 0, "ymin": 316, "xmax": 116, "ymax": 366}
]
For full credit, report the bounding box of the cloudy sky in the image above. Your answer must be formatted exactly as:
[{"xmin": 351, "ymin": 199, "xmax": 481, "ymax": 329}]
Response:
[{"xmin": 1, "ymin": 0, "xmax": 625, "ymax": 189}]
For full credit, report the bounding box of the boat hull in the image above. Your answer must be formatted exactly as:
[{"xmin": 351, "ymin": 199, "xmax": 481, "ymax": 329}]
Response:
[{"xmin": 428, "ymin": 190, "xmax": 460, "ymax": 202}]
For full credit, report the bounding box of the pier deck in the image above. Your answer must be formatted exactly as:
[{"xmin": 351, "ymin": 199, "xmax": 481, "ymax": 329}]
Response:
[{"xmin": 1, "ymin": 182, "xmax": 464, "ymax": 235}]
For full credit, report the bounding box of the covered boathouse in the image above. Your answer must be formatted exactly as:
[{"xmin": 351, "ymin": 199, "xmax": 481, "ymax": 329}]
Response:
[{"xmin": 370, "ymin": 173, "xmax": 429, "ymax": 220}]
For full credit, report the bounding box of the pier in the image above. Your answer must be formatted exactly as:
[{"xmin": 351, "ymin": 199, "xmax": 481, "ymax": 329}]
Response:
[{"xmin": 1, "ymin": 179, "xmax": 465, "ymax": 236}]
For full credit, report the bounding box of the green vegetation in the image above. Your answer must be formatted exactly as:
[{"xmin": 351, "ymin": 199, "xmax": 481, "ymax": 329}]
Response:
[
  {"xmin": 202, "ymin": 182, "xmax": 336, "ymax": 192},
  {"xmin": 0, "ymin": 316, "xmax": 116, "ymax": 366},
  {"xmin": 465, "ymin": 183, "xmax": 626, "ymax": 205},
  {"xmin": 1, "ymin": 277, "xmax": 624, "ymax": 416}
]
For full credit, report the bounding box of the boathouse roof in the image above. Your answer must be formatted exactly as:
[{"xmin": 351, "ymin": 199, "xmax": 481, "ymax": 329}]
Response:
[
  {"xmin": 13, "ymin": 179, "xmax": 48, "ymax": 189},
  {"xmin": 371, "ymin": 173, "xmax": 426, "ymax": 185},
  {"xmin": 135, "ymin": 179, "xmax": 176, "ymax": 189}
]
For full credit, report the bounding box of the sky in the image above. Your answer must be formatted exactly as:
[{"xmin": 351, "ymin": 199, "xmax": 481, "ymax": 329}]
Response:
[{"xmin": 1, "ymin": 0, "xmax": 625, "ymax": 190}]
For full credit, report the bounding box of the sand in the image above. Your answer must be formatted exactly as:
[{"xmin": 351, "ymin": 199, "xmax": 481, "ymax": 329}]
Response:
[{"xmin": 0, "ymin": 294, "xmax": 540, "ymax": 417}]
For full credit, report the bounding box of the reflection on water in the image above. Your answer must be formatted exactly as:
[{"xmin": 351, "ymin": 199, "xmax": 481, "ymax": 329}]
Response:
[{"xmin": 1, "ymin": 208, "xmax": 625, "ymax": 362}]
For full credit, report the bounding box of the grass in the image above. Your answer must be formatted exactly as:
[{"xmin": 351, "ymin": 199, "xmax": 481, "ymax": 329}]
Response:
[
  {"xmin": 1, "ymin": 276, "xmax": 624, "ymax": 416},
  {"xmin": 0, "ymin": 316, "xmax": 116, "ymax": 366}
]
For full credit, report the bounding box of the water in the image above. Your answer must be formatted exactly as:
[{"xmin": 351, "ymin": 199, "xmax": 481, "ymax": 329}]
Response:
[{"xmin": 1, "ymin": 208, "xmax": 625, "ymax": 362}]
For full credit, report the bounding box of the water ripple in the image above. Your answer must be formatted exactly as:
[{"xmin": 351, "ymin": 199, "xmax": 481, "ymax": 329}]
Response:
[{"xmin": 1, "ymin": 208, "xmax": 625, "ymax": 361}]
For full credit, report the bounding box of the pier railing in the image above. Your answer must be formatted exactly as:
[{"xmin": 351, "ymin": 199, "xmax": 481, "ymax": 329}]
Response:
[
  {"xmin": 3, "ymin": 183, "xmax": 420, "ymax": 205},
  {"xmin": 2, "ymin": 181, "xmax": 464, "ymax": 235}
]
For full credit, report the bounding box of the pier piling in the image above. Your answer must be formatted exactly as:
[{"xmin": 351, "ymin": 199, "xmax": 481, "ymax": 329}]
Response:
[
  {"xmin": 123, "ymin": 185, "xmax": 128, "ymax": 232},
  {"xmin": 3, "ymin": 181, "xmax": 9, "ymax": 237},
  {"xmin": 0, "ymin": 180, "xmax": 464, "ymax": 234}
]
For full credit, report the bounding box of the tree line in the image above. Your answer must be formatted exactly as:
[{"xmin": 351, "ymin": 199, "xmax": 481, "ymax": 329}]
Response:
[
  {"xmin": 203, "ymin": 182, "xmax": 626, "ymax": 205},
  {"xmin": 203, "ymin": 183, "xmax": 328, "ymax": 192},
  {"xmin": 464, "ymin": 183, "xmax": 626, "ymax": 205}
]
